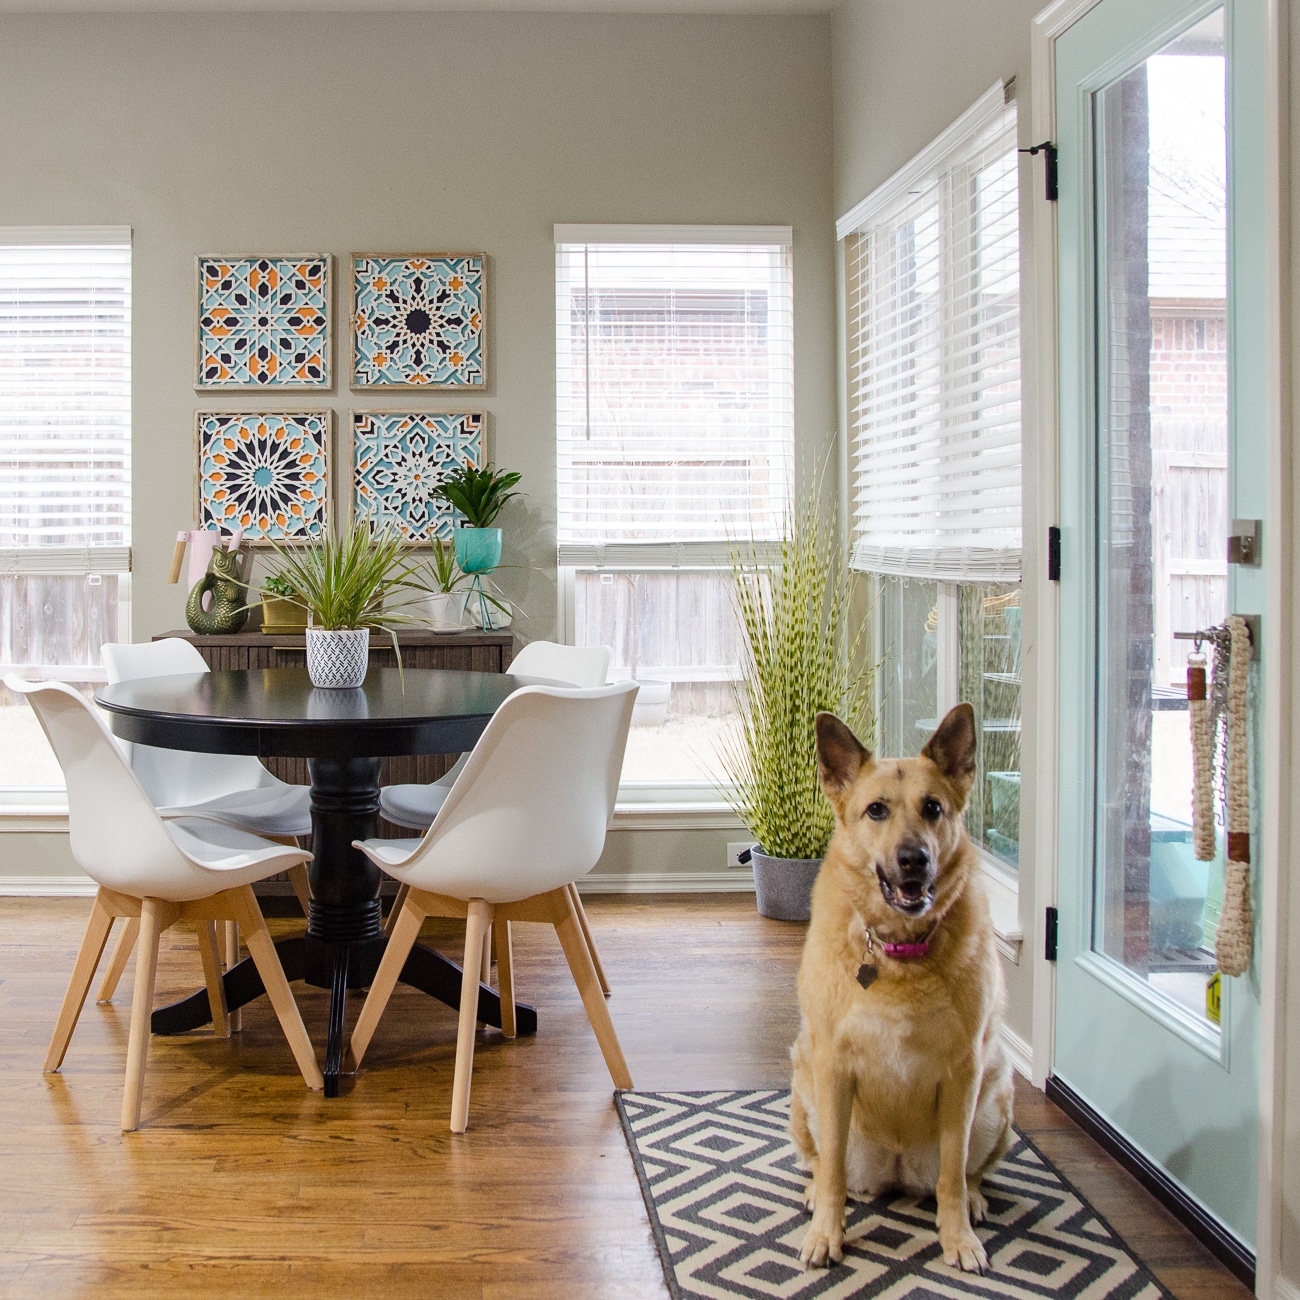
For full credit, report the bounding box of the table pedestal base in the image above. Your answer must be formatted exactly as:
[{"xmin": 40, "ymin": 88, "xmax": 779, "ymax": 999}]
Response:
[
  {"xmin": 149, "ymin": 753, "xmax": 537, "ymax": 1095},
  {"xmin": 150, "ymin": 935, "xmax": 538, "ymax": 1092}
]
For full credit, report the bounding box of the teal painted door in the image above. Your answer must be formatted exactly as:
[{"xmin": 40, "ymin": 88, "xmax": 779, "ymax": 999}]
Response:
[{"xmin": 1054, "ymin": 0, "xmax": 1265, "ymax": 1246}]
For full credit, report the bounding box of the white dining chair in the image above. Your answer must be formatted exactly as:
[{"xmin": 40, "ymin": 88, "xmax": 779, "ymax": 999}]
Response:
[
  {"xmin": 349, "ymin": 681, "xmax": 637, "ymax": 1132},
  {"xmin": 97, "ymin": 638, "xmax": 314, "ymax": 1005},
  {"xmin": 6, "ymin": 676, "xmax": 323, "ymax": 1130},
  {"xmin": 378, "ymin": 640, "xmax": 616, "ymax": 996}
]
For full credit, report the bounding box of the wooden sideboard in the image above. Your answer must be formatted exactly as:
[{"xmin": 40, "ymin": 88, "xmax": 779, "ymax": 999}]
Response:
[{"xmin": 154, "ymin": 629, "xmax": 515, "ymax": 829}]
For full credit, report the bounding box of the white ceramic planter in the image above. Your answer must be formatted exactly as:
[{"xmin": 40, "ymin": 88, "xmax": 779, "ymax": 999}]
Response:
[
  {"xmin": 424, "ymin": 590, "xmax": 468, "ymax": 632},
  {"xmin": 305, "ymin": 626, "xmax": 370, "ymax": 689}
]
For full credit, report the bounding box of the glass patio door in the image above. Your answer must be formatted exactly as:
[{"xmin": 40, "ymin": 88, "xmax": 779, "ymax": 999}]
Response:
[{"xmin": 1054, "ymin": 0, "xmax": 1264, "ymax": 1249}]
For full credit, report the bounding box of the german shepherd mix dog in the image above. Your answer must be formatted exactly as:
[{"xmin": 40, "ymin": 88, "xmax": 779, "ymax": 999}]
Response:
[{"xmin": 791, "ymin": 703, "xmax": 1013, "ymax": 1273}]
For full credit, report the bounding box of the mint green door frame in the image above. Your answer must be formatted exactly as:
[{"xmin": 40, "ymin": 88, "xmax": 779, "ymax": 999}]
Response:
[{"xmin": 1054, "ymin": 0, "xmax": 1266, "ymax": 1248}]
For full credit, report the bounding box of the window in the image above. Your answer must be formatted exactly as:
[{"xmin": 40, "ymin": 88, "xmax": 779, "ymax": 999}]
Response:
[
  {"xmin": 838, "ymin": 85, "xmax": 1022, "ymax": 870},
  {"xmin": 554, "ymin": 226, "xmax": 793, "ymax": 792},
  {"xmin": 0, "ymin": 229, "xmax": 131, "ymax": 804}
]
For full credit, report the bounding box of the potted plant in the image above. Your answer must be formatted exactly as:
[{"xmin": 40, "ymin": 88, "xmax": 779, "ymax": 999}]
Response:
[
  {"xmin": 718, "ymin": 489, "xmax": 873, "ymax": 921},
  {"xmin": 432, "ymin": 462, "xmax": 523, "ymax": 574},
  {"xmin": 258, "ymin": 571, "xmax": 309, "ymax": 634},
  {"xmin": 267, "ymin": 524, "xmax": 420, "ymax": 688},
  {"xmin": 416, "ymin": 538, "xmax": 470, "ymax": 632}
]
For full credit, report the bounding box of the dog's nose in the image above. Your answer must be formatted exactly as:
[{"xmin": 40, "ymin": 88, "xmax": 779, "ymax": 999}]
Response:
[{"xmin": 895, "ymin": 843, "xmax": 931, "ymax": 877}]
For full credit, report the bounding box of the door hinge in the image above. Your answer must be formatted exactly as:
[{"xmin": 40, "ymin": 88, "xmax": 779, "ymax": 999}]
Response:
[
  {"xmin": 1048, "ymin": 526, "xmax": 1061, "ymax": 581},
  {"xmin": 1019, "ymin": 141, "xmax": 1058, "ymax": 201},
  {"xmin": 1045, "ymin": 906, "xmax": 1059, "ymax": 962}
]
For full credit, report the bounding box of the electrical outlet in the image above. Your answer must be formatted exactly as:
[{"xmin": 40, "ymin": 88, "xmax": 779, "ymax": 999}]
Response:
[{"xmin": 727, "ymin": 842, "xmax": 755, "ymax": 869}]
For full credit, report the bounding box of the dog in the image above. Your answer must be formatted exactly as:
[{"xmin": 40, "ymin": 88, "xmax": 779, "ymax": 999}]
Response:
[{"xmin": 790, "ymin": 702, "xmax": 1013, "ymax": 1273}]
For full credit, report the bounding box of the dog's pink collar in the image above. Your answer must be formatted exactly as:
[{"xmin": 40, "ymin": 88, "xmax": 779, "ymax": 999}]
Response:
[{"xmin": 880, "ymin": 939, "xmax": 930, "ymax": 959}]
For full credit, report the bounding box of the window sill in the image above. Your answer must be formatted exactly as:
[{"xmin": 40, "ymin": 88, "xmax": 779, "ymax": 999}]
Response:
[
  {"xmin": 611, "ymin": 800, "xmax": 743, "ymax": 831},
  {"xmin": 0, "ymin": 790, "xmax": 69, "ymax": 832},
  {"xmin": 978, "ymin": 855, "xmax": 1024, "ymax": 964}
]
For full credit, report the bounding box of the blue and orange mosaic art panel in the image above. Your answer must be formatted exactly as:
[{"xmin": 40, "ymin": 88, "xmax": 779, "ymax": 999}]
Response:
[
  {"xmin": 197, "ymin": 256, "xmax": 331, "ymax": 388},
  {"xmin": 197, "ymin": 411, "xmax": 331, "ymax": 543},
  {"xmin": 351, "ymin": 254, "xmax": 485, "ymax": 388},
  {"xmin": 351, "ymin": 411, "xmax": 482, "ymax": 543}
]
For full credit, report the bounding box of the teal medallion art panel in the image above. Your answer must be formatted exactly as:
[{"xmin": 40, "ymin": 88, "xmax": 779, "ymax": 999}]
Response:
[
  {"xmin": 197, "ymin": 256, "xmax": 331, "ymax": 388},
  {"xmin": 351, "ymin": 253, "xmax": 485, "ymax": 388},
  {"xmin": 196, "ymin": 411, "xmax": 331, "ymax": 544},
  {"xmin": 350, "ymin": 411, "xmax": 483, "ymax": 543}
]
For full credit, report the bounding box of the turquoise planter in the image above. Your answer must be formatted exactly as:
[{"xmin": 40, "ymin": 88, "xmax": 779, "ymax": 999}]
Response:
[{"xmin": 454, "ymin": 526, "xmax": 501, "ymax": 574}]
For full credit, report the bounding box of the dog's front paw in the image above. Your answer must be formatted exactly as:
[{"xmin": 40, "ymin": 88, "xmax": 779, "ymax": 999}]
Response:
[
  {"xmin": 967, "ymin": 1184, "xmax": 989, "ymax": 1224},
  {"xmin": 799, "ymin": 1205, "xmax": 845, "ymax": 1268},
  {"xmin": 939, "ymin": 1223, "xmax": 988, "ymax": 1274}
]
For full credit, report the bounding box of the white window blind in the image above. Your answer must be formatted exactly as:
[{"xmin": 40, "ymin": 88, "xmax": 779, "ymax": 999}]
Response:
[
  {"xmin": 840, "ymin": 85, "xmax": 1021, "ymax": 582},
  {"xmin": 0, "ymin": 228, "xmax": 132, "ymax": 575},
  {"xmin": 555, "ymin": 226, "xmax": 793, "ymax": 567}
]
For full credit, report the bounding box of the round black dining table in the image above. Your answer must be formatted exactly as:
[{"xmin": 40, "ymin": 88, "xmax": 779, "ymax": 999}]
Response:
[{"xmin": 95, "ymin": 665, "xmax": 540, "ymax": 1096}]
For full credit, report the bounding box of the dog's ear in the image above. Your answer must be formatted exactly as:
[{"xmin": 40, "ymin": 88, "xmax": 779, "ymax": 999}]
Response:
[
  {"xmin": 816, "ymin": 712, "xmax": 870, "ymax": 804},
  {"xmin": 921, "ymin": 703, "xmax": 977, "ymax": 799}
]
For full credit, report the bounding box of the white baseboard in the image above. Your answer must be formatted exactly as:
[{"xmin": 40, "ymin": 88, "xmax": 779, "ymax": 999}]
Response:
[
  {"xmin": 0, "ymin": 874, "xmax": 96, "ymax": 897},
  {"xmin": 1275, "ymin": 1275, "xmax": 1300, "ymax": 1300},
  {"xmin": 578, "ymin": 870, "xmax": 756, "ymax": 894},
  {"xmin": 1001, "ymin": 1024, "xmax": 1034, "ymax": 1082}
]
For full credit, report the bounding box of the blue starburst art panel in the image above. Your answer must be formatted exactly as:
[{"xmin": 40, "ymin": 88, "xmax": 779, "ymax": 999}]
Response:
[
  {"xmin": 197, "ymin": 411, "xmax": 331, "ymax": 544},
  {"xmin": 351, "ymin": 254, "xmax": 485, "ymax": 388},
  {"xmin": 351, "ymin": 411, "xmax": 483, "ymax": 543},
  {"xmin": 197, "ymin": 256, "xmax": 331, "ymax": 389}
]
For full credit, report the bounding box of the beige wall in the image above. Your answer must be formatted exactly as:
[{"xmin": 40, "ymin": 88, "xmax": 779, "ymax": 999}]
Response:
[
  {"xmin": 0, "ymin": 9, "xmax": 834, "ymax": 882},
  {"xmin": 830, "ymin": 0, "xmax": 1045, "ymax": 1045}
]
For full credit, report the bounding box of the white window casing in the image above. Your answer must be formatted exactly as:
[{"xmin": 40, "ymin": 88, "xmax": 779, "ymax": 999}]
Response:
[{"xmin": 840, "ymin": 83, "xmax": 1021, "ymax": 583}]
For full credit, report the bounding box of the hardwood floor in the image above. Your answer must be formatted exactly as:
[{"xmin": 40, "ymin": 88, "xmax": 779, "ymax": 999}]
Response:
[{"xmin": 0, "ymin": 895, "xmax": 1251, "ymax": 1298}]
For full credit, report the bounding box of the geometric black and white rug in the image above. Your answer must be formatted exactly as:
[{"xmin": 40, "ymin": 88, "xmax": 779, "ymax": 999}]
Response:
[{"xmin": 616, "ymin": 1091, "xmax": 1171, "ymax": 1300}]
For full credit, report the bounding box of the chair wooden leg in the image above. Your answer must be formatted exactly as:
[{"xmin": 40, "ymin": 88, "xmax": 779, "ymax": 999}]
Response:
[
  {"xmin": 231, "ymin": 888, "xmax": 323, "ymax": 1091},
  {"xmin": 224, "ymin": 921, "xmax": 242, "ymax": 1033},
  {"xmin": 495, "ymin": 919, "xmax": 516, "ymax": 1040},
  {"xmin": 196, "ymin": 921, "xmax": 230, "ymax": 1039},
  {"xmin": 481, "ymin": 923, "xmax": 492, "ymax": 983},
  {"xmin": 568, "ymin": 883, "xmax": 611, "ymax": 996},
  {"xmin": 383, "ymin": 883, "xmax": 411, "ymax": 938},
  {"xmin": 451, "ymin": 899, "xmax": 493, "ymax": 1133},
  {"xmin": 122, "ymin": 898, "xmax": 174, "ymax": 1132},
  {"xmin": 552, "ymin": 889, "xmax": 632, "ymax": 1089},
  {"xmin": 351, "ymin": 894, "xmax": 426, "ymax": 1068},
  {"xmin": 95, "ymin": 915, "xmax": 138, "ymax": 1004},
  {"xmin": 288, "ymin": 863, "xmax": 311, "ymax": 918},
  {"xmin": 46, "ymin": 890, "xmax": 116, "ymax": 1072}
]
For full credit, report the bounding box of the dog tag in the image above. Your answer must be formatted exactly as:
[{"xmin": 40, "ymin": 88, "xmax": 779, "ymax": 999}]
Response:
[{"xmin": 856, "ymin": 963, "xmax": 878, "ymax": 991}]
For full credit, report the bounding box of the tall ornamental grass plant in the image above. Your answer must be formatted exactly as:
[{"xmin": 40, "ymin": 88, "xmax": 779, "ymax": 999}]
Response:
[{"xmin": 719, "ymin": 490, "xmax": 873, "ymax": 861}]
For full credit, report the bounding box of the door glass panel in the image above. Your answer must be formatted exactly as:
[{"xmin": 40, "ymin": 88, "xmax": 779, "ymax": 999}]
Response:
[{"xmin": 1093, "ymin": 9, "xmax": 1226, "ymax": 1023}]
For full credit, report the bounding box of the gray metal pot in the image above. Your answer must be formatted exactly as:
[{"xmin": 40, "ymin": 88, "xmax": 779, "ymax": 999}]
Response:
[{"xmin": 749, "ymin": 847, "xmax": 822, "ymax": 922}]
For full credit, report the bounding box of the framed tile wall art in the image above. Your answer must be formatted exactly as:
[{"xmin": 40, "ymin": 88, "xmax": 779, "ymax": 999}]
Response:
[
  {"xmin": 350, "ymin": 410, "xmax": 483, "ymax": 543},
  {"xmin": 197, "ymin": 255, "xmax": 331, "ymax": 389},
  {"xmin": 196, "ymin": 411, "xmax": 332, "ymax": 544},
  {"xmin": 351, "ymin": 253, "xmax": 485, "ymax": 389}
]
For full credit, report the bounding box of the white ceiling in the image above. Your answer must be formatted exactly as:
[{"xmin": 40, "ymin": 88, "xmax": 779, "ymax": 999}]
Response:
[{"xmin": 0, "ymin": 0, "xmax": 836, "ymax": 13}]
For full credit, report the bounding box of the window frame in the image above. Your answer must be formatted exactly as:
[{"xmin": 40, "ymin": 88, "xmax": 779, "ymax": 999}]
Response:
[
  {"xmin": 554, "ymin": 225, "xmax": 794, "ymax": 809},
  {"xmin": 0, "ymin": 227, "xmax": 133, "ymax": 817}
]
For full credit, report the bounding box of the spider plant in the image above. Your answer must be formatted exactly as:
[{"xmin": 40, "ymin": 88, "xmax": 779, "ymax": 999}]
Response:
[
  {"xmin": 717, "ymin": 488, "xmax": 874, "ymax": 861},
  {"xmin": 265, "ymin": 524, "xmax": 423, "ymax": 632},
  {"xmin": 432, "ymin": 463, "xmax": 523, "ymax": 529}
]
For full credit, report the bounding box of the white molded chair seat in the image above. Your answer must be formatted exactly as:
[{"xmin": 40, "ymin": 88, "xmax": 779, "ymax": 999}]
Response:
[
  {"xmin": 350, "ymin": 681, "xmax": 637, "ymax": 1132},
  {"xmin": 102, "ymin": 639, "xmax": 313, "ymax": 839},
  {"xmin": 99, "ymin": 639, "xmax": 313, "ymax": 1000},
  {"xmin": 6, "ymin": 675, "xmax": 324, "ymax": 1130},
  {"xmin": 378, "ymin": 641, "xmax": 612, "ymax": 831}
]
